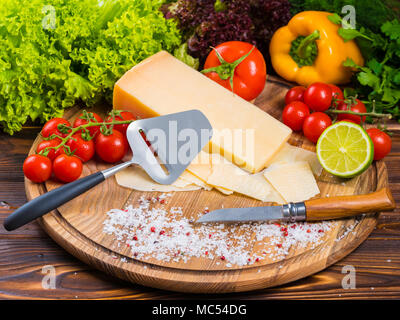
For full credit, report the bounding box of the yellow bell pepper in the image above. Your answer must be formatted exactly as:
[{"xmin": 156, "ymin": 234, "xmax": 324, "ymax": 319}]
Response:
[{"xmin": 269, "ymin": 11, "xmax": 364, "ymax": 86}]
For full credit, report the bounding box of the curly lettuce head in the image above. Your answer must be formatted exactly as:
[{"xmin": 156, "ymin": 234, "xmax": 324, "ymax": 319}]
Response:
[{"xmin": 0, "ymin": 0, "xmax": 181, "ymax": 134}]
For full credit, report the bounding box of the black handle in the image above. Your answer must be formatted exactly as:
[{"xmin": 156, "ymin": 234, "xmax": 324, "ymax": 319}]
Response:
[{"xmin": 4, "ymin": 172, "xmax": 105, "ymax": 231}]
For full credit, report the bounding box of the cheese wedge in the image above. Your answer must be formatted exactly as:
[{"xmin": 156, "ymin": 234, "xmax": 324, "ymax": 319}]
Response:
[
  {"xmin": 263, "ymin": 161, "xmax": 320, "ymax": 203},
  {"xmin": 113, "ymin": 51, "xmax": 292, "ymax": 173}
]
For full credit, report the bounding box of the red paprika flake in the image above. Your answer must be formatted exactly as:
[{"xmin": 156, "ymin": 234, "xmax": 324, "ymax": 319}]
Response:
[
  {"xmin": 159, "ymin": 230, "xmax": 165, "ymax": 235},
  {"xmin": 220, "ymin": 256, "xmax": 226, "ymax": 261},
  {"xmin": 150, "ymin": 226, "xmax": 156, "ymax": 232},
  {"xmin": 133, "ymin": 235, "xmax": 138, "ymax": 241},
  {"xmin": 276, "ymin": 243, "xmax": 282, "ymax": 248}
]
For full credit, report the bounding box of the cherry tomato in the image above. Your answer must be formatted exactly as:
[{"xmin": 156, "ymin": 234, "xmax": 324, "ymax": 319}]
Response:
[
  {"xmin": 41, "ymin": 118, "xmax": 71, "ymax": 138},
  {"xmin": 336, "ymin": 99, "xmax": 367, "ymax": 124},
  {"xmin": 95, "ymin": 130, "xmax": 127, "ymax": 163},
  {"xmin": 105, "ymin": 111, "xmax": 136, "ymax": 136},
  {"xmin": 203, "ymin": 41, "xmax": 266, "ymax": 101},
  {"xmin": 303, "ymin": 82, "xmax": 333, "ymax": 112},
  {"xmin": 302, "ymin": 112, "xmax": 332, "ymax": 144},
  {"xmin": 23, "ymin": 154, "xmax": 52, "ymax": 183},
  {"xmin": 285, "ymin": 86, "xmax": 306, "ymax": 105},
  {"xmin": 73, "ymin": 112, "xmax": 103, "ymax": 139},
  {"xmin": 66, "ymin": 133, "xmax": 95, "ymax": 163},
  {"xmin": 53, "ymin": 154, "xmax": 83, "ymax": 183},
  {"xmin": 366, "ymin": 128, "xmax": 392, "ymax": 160},
  {"xmin": 36, "ymin": 138, "xmax": 65, "ymax": 161},
  {"xmin": 282, "ymin": 101, "xmax": 310, "ymax": 131},
  {"xmin": 328, "ymin": 84, "xmax": 344, "ymax": 101}
]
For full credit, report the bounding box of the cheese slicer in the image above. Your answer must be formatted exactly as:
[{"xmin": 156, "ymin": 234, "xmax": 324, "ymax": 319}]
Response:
[{"xmin": 4, "ymin": 110, "xmax": 213, "ymax": 231}]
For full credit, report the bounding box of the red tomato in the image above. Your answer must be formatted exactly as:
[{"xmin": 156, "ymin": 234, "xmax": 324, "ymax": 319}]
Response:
[
  {"xmin": 336, "ymin": 99, "xmax": 367, "ymax": 124},
  {"xmin": 285, "ymin": 86, "xmax": 306, "ymax": 104},
  {"xmin": 105, "ymin": 111, "xmax": 136, "ymax": 136},
  {"xmin": 53, "ymin": 154, "xmax": 83, "ymax": 183},
  {"xmin": 73, "ymin": 112, "xmax": 103, "ymax": 139},
  {"xmin": 203, "ymin": 41, "xmax": 266, "ymax": 101},
  {"xmin": 95, "ymin": 130, "xmax": 127, "ymax": 163},
  {"xmin": 66, "ymin": 133, "xmax": 95, "ymax": 163},
  {"xmin": 36, "ymin": 138, "xmax": 65, "ymax": 161},
  {"xmin": 41, "ymin": 118, "xmax": 71, "ymax": 138},
  {"xmin": 303, "ymin": 82, "xmax": 333, "ymax": 112},
  {"xmin": 366, "ymin": 128, "xmax": 392, "ymax": 160},
  {"xmin": 282, "ymin": 101, "xmax": 310, "ymax": 131},
  {"xmin": 302, "ymin": 112, "xmax": 332, "ymax": 143},
  {"xmin": 23, "ymin": 154, "xmax": 52, "ymax": 183},
  {"xmin": 328, "ymin": 84, "xmax": 344, "ymax": 101}
]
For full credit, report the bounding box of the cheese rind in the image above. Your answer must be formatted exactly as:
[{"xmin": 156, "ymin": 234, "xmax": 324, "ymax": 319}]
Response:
[{"xmin": 113, "ymin": 51, "xmax": 292, "ymax": 173}]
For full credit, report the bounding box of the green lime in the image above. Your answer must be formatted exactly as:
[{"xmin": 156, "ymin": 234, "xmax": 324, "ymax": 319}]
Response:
[{"xmin": 316, "ymin": 122, "xmax": 374, "ymax": 178}]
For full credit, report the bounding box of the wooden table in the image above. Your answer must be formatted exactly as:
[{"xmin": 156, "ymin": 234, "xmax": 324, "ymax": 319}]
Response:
[{"xmin": 1, "ymin": 125, "xmax": 400, "ymax": 300}]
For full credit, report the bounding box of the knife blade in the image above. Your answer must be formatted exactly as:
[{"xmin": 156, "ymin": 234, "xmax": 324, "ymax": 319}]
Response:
[
  {"xmin": 195, "ymin": 205, "xmax": 297, "ymax": 224},
  {"xmin": 195, "ymin": 188, "xmax": 396, "ymax": 224}
]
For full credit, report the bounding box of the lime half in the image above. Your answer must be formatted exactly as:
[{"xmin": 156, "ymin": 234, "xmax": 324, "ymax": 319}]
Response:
[{"xmin": 316, "ymin": 122, "xmax": 374, "ymax": 178}]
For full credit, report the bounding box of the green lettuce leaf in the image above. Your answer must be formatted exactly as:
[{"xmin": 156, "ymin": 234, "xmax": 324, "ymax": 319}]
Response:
[{"xmin": 0, "ymin": 0, "xmax": 182, "ymax": 134}]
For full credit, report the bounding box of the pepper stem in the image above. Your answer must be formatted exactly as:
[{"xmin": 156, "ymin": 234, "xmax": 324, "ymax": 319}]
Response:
[{"xmin": 296, "ymin": 30, "xmax": 320, "ymax": 59}]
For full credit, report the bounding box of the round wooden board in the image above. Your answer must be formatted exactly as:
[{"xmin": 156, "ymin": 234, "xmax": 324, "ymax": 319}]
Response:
[{"xmin": 25, "ymin": 76, "xmax": 386, "ymax": 293}]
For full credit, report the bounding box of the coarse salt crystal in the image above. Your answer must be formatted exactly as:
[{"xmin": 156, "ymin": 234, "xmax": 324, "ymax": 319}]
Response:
[{"xmin": 103, "ymin": 193, "xmax": 337, "ymax": 267}]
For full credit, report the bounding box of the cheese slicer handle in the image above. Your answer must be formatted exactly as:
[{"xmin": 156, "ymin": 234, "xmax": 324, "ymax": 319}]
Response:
[
  {"xmin": 3, "ymin": 161, "xmax": 134, "ymax": 231},
  {"xmin": 305, "ymin": 187, "xmax": 396, "ymax": 221},
  {"xmin": 3, "ymin": 172, "xmax": 105, "ymax": 231}
]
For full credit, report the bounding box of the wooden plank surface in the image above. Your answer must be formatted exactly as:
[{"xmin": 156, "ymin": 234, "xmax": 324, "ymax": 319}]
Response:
[{"xmin": 1, "ymin": 107, "xmax": 400, "ymax": 299}]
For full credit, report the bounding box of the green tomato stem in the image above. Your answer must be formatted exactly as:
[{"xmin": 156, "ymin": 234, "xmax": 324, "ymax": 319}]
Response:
[
  {"xmin": 328, "ymin": 109, "xmax": 392, "ymax": 119},
  {"xmin": 40, "ymin": 118, "xmax": 135, "ymax": 156}
]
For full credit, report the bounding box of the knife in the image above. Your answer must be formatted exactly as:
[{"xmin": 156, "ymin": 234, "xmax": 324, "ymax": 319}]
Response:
[{"xmin": 195, "ymin": 188, "xmax": 396, "ymax": 224}]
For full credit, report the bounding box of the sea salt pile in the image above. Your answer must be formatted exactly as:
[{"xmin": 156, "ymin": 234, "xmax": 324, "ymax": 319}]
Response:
[{"xmin": 103, "ymin": 194, "xmax": 337, "ymax": 267}]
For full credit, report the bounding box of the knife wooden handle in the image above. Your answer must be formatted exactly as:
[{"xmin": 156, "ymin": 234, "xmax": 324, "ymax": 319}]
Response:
[{"xmin": 305, "ymin": 187, "xmax": 396, "ymax": 221}]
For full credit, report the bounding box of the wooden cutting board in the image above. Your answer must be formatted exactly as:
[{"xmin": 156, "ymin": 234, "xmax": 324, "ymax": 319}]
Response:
[{"xmin": 25, "ymin": 76, "xmax": 387, "ymax": 293}]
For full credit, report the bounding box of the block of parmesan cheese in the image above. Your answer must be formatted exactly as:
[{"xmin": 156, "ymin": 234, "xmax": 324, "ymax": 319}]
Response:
[{"xmin": 113, "ymin": 51, "xmax": 292, "ymax": 173}]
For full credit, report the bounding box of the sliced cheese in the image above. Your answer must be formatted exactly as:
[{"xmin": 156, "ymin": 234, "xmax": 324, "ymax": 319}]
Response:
[
  {"xmin": 263, "ymin": 161, "xmax": 320, "ymax": 203},
  {"xmin": 269, "ymin": 143, "xmax": 323, "ymax": 176},
  {"xmin": 252, "ymin": 172, "xmax": 286, "ymax": 204},
  {"xmin": 185, "ymin": 151, "xmax": 213, "ymax": 183},
  {"xmin": 113, "ymin": 51, "xmax": 292, "ymax": 173},
  {"xmin": 178, "ymin": 170, "xmax": 213, "ymax": 191},
  {"xmin": 116, "ymin": 167, "xmax": 202, "ymax": 192},
  {"xmin": 206, "ymin": 154, "xmax": 273, "ymax": 202}
]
